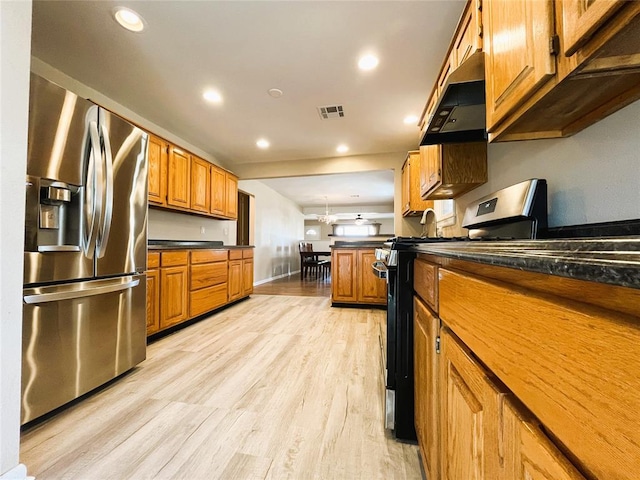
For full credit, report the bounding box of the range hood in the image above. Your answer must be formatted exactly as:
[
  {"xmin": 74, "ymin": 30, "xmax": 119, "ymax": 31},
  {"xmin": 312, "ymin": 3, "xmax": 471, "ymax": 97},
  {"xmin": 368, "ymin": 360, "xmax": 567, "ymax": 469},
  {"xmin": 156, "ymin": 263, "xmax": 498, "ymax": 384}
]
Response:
[{"xmin": 420, "ymin": 51, "xmax": 487, "ymax": 145}]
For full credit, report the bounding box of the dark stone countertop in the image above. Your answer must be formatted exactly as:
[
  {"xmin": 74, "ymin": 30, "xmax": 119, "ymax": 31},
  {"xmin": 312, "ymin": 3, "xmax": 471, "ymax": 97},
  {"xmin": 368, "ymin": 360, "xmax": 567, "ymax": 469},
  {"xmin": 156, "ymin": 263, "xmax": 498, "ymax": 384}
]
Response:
[
  {"xmin": 149, "ymin": 240, "xmax": 253, "ymax": 250},
  {"xmin": 331, "ymin": 241, "xmax": 387, "ymax": 248},
  {"xmin": 412, "ymin": 236, "xmax": 640, "ymax": 290}
]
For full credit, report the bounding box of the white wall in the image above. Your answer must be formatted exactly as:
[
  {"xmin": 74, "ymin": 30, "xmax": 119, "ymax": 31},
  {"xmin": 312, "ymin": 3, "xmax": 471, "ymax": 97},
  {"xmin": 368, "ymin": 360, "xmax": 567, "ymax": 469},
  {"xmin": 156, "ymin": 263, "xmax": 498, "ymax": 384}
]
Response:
[
  {"xmin": 148, "ymin": 209, "xmax": 237, "ymax": 245},
  {"xmin": 0, "ymin": 1, "xmax": 31, "ymax": 478},
  {"xmin": 238, "ymin": 180, "xmax": 305, "ymax": 284},
  {"xmin": 442, "ymin": 100, "xmax": 640, "ymax": 236}
]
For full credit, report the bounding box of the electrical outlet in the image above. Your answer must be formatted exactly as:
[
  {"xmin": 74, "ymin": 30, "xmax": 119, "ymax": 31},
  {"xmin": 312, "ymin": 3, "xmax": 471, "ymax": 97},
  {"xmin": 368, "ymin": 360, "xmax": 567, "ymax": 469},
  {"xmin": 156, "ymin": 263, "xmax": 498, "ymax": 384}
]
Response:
[
  {"xmin": 223, "ymin": 228, "xmax": 229, "ymax": 236},
  {"xmin": 200, "ymin": 226, "xmax": 206, "ymax": 235}
]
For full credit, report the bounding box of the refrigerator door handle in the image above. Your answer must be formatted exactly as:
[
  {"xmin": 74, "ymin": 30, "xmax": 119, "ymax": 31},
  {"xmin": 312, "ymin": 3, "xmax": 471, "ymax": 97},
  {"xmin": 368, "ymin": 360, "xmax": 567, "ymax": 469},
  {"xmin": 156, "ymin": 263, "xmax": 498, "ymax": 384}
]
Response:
[
  {"xmin": 23, "ymin": 276, "xmax": 140, "ymax": 304},
  {"xmin": 84, "ymin": 120, "xmax": 103, "ymax": 258},
  {"xmin": 97, "ymin": 122, "xmax": 114, "ymax": 258}
]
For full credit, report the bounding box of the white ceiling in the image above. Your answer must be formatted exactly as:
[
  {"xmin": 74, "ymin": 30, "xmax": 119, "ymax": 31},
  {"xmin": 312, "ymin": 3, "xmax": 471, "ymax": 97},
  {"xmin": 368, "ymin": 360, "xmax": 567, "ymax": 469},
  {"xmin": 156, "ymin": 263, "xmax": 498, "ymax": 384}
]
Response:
[{"xmin": 30, "ymin": 0, "xmax": 465, "ymax": 213}]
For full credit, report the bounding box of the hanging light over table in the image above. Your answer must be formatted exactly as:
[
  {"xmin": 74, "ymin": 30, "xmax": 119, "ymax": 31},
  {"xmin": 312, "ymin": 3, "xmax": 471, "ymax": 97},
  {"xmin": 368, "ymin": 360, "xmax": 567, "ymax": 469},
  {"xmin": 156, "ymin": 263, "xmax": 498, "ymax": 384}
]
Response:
[{"xmin": 318, "ymin": 196, "xmax": 338, "ymax": 224}]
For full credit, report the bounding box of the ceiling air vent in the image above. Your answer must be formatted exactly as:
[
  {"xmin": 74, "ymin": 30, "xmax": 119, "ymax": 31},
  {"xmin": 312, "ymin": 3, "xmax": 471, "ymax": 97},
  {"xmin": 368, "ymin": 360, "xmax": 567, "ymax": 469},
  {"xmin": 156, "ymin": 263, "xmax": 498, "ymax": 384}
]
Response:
[{"xmin": 317, "ymin": 105, "xmax": 344, "ymax": 119}]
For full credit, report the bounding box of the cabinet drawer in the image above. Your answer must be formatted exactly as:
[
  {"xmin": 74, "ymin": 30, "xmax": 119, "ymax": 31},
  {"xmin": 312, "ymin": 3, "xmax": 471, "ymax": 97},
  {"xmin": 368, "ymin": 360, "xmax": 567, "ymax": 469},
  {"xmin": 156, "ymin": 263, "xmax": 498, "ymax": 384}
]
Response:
[
  {"xmin": 414, "ymin": 258, "xmax": 438, "ymax": 313},
  {"xmin": 189, "ymin": 283, "xmax": 227, "ymax": 318},
  {"xmin": 228, "ymin": 249, "xmax": 243, "ymax": 260},
  {"xmin": 190, "ymin": 262, "xmax": 227, "ymax": 290},
  {"xmin": 161, "ymin": 250, "xmax": 188, "ymax": 267},
  {"xmin": 148, "ymin": 251, "xmax": 160, "ymax": 269},
  {"xmin": 242, "ymin": 248, "xmax": 254, "ymax": 259},
  {"xmin": 191, "ymin": 249, "xmax": 227, "ymax": 264},
  {"xmin": 438, "ymin": 268, "xmax": 640, "ymax": 480}
]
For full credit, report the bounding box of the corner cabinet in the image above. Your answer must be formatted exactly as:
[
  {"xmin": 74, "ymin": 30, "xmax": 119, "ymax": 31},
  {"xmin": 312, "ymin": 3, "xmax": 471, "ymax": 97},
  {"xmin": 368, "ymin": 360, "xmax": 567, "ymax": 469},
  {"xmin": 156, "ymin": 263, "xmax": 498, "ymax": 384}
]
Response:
[
  {"xmin": 419, "ymin": 143, "xmax": 487, "ymax": 200},
  {"xmin": 331, "ymin": 248, "xmax": 386, "ymax": 306},
  {"xmin": 402, "ymin": 151, "xmax": 432, "ymax": 216}
]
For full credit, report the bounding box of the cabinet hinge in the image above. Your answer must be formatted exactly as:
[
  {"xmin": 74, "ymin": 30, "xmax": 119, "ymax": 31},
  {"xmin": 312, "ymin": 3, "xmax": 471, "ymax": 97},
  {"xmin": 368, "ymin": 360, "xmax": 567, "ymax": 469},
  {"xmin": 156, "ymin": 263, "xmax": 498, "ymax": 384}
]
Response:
[
  {"xmin": 549, "ymin": 35, "xmax": 560, "ymax": 56},
  {"xmin": 435, "ymin": 336, "xmax": 441, "ymax": 354}
]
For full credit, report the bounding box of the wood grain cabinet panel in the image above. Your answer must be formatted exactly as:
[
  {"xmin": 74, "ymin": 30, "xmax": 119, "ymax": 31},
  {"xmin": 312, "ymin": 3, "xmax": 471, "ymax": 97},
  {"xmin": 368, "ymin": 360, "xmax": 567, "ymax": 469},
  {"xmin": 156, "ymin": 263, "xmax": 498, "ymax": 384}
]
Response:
[
  {"xmin": 502, "ymin": 398, "xmax": 586, "ymax": 480},
  {"xmin": 160, "ymin": 264, "xmax": 188, "ymax": 329},
  {"xmin": 167, "ymin": 146, "xmax": 191, "ymax": 209},
  {"xmin": 414, "ymin": 258, "xmax": 438, "ymax": 313},
  {"xmin": 402, "ymin": 151, "xmax": 433, "ymax": 216},
  {"xmin": 440, "ymin": 328, "xmax": 508, "ymax": 480},
  {"xmin": 147, "ymin": 135, "xmax": 168, "ymax": 206},
  {"xmin": 438, "ymin": 268, "xmax": 640, "ymax": 479},
  {"xmin": 190, "ymin": 284, "xmax": 227, "ymax": 318},
  {"xmin": 332, "ymin": 249, "xmax": 385, "ymax": 305},
  {"xmin": 228, "ymin": 259, "xmax": 243, "ymax": 302},
  {"xmin": 242, "ymin": 258, "xmax": 254, "ymax": 296},
  {"xmin": 226, "ymin": 173, "xmax": 238, "ymax": 219},
  {"xmin": 190, "ymin": 156, "xmax": 211, "ymax": 213},
  {"xmin": 190, "ymin": 262, "xmax": 227, "ymax": 290},
  {"xmin": 561, "ymin": 0, "xmax": 623, "ymax": 56},
  {"xmin": 147, "ymin": 252, "xmax": 160, "ymax": 335},
  {"xmin": 414, "ymin": 297, "xmax": 440, "ymax": 480},
  {"xmin": 420, "ymin": 143, "xmax": 487, "ymax": 200},
  {"xmin": 483, "ymin": 0, "xmax": 556, "ymax": 129},
  {"xmin": 210, "ymin": 166, "xmax": 226, "ymax": 217}
]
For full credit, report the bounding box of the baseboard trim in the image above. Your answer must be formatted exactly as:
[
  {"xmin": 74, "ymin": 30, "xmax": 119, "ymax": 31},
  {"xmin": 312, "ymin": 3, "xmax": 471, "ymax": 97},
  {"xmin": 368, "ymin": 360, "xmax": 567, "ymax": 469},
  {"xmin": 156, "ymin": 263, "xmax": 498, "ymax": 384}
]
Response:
[
  {"xmin": 254, "ymin": 270, "xmax": 301, "ymax": 286},
  {"xmin": 0, "ymin": 464, "xmax": 33, "ymax": 480}
]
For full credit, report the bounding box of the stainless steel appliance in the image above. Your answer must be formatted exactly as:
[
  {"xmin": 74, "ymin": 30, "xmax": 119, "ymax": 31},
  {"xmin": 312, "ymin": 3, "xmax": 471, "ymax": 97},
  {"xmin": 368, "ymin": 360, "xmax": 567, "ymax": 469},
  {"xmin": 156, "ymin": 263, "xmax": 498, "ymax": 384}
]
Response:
[
  {"xmin": 21, "ymin": 73, "xmax": 148, "ymax": 424},
  {"xmin": 374, "ymin": 179, "xmax": 547, "ymax": 441}
]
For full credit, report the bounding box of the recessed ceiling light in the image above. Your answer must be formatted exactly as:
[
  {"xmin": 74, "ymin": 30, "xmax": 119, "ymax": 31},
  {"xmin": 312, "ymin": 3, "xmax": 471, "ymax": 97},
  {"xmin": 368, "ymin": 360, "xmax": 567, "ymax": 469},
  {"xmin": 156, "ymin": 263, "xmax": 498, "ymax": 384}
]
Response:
[
  {"xmin": 358, "ymin": 54, "xmax": 379, "ymax": 71},
  {"xmin": 268, "ymin": 88, "xmax": 284, "ymax": 98},
  {"xmin": 403, "ymin": 115, "xmax": 419, "ymax": 125},
  {"xmin": 336, "ymin": 144, "xmax": 349, "ymax": 153},
  {"xmin": 256, "ymin": 139, "xmax": 270, "ymax": 149},
  {"xmin": 203, "ymin": 89, "xmax": 223, "ymax": 104},
  {"xmin": 113, "ymin": 7, "xmax": 145, "ymax": 33}
]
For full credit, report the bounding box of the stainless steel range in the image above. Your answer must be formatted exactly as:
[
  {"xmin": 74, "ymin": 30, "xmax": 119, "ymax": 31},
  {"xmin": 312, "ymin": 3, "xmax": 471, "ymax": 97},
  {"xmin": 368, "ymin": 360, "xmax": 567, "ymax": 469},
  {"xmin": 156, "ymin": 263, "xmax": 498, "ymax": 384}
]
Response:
[{"xmin": 375, "ymin": 179, "xmax": 547, "ymax": 441}]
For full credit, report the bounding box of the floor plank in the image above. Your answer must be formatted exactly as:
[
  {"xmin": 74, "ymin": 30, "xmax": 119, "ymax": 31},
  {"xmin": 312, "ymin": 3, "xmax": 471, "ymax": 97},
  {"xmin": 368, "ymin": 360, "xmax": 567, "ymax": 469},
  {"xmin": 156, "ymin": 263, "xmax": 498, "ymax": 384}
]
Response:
[{"xmin": 20, "ymin": 295, "xmax": 420, "ymax": 479}]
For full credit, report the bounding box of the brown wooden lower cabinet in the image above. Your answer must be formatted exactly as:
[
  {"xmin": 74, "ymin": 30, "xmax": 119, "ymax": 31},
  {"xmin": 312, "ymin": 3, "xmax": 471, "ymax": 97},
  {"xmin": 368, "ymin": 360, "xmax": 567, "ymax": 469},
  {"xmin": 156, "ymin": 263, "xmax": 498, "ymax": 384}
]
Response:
[
  {"xmin": 147, "ymin": 247, "xmax": 253, "ymax": 336},
  {"xmin": 412, "ymin": 254, "xmax": 637, "ymax": 479},
  {"xmin": 331, "ymin": 248, "xmax": 386, "ymax": 306}
]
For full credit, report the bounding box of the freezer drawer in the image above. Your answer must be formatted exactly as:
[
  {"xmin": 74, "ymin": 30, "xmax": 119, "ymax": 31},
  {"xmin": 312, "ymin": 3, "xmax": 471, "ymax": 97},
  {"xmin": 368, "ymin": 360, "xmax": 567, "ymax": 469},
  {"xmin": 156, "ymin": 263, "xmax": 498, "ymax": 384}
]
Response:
[{"xmin": 21, "ymin": 274, "xmax": 146, "ymax": 424}]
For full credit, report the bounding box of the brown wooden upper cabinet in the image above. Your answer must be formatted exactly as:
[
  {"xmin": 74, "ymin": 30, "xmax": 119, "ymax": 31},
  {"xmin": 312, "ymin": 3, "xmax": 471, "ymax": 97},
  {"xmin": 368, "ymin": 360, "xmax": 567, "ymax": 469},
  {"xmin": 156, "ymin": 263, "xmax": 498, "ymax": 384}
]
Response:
[
  {"xmin": 146, "ymin": 133, "xmax": 239, "ymax": 221},
  {"xmin": 148, "ymin": 135, "xmax": 168, "ymax": 206},
  {"xmin": 190, "ymin": 156, "xmax": 211, "ymax": 214},
  {"xmin": 402, "ymin": 151, "xmax": 433, "ymax": 216},
  {"xmin": 419, "ymin": 142, "xmax": 487, "ymax": 200},
  {"xmin": 167, "ymin": 145, "xmax": 191, "ymax": 209},
  {"xmin": 484, "ymin": 0, "xmax": 640, "ymax": 141}
]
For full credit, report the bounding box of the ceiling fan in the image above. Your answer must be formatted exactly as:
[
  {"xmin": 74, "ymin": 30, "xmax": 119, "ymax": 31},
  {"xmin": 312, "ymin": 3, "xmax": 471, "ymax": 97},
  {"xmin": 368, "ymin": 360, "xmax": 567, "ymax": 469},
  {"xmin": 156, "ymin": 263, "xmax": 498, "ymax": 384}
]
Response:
[{"xmin": 354, "ymin": 214, "xmax": 368, "ymax": 225}]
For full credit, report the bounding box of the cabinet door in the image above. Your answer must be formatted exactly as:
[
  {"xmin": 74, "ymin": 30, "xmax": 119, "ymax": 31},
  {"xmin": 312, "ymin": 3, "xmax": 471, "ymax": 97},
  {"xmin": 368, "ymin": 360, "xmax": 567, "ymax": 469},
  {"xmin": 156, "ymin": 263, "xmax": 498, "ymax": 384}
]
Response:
[
  {"xmin": 561, "ymin": 0, "xmax": 623, "ymax": 56},
  {"xmin": 414, "ymin": 298, "xmax": 440, "ymax": 480},
  {"xmin": 146, "ymin": 269, "xmax": 160, "ymax": 335},
  {"xmin": 228, "ymin": 259, "xmax": 242, "ymax": 301},
  {"xmin": 454, "ymin": 0, "xmax": 481, "ymax": 67},
  {"xmin": 242, "ymin": 258, "xmax": 254, "ymax": 296},
  {"xmin": 401, "ymin": 159, "xmax": 410, "ymax": 214},
  {"xmin": 160, "ymin": 265, "xmax": 188, "ymax": 329},
  {"xmin": 331, "ymin": 249, "xmax": 357, "ymax": 303},
  {"xmin": 440, "ymin": 328, "xmax": 507, "ymax": 480},
  {"xmin": 226, "ymin": 173, "xmax": 238, "ymax": 219},
  {"xmin": 210, "ymin": 166, "xmax": 226, "ymax": 217},
  {"xmin": 421, "ymin": 144, "xmax": 442, "ymax": 198},
  {"xmin": 484, "ymin": 0, "xmax": 555, "ymax": 130},
  {"xmin": 190, "ymin": 157, "xmax": 211, "ymax": 213},
  {"xmin": 357, "ymin": 249, "xmax": 386, "ymax": 304},
  {"xmin": 409, "ymin": 152, "xmax": 432, "ymax": 213},
  {"xmin": 147, "ymin": 135, "xmax": 167, "ymax": 206},
  {"xmin": 503, "ymin": 399, "xmax": 585, "ymax": 480},
  {"xmin": 167, "ymin": 146, "xmax": 191, "ymax": 209}
]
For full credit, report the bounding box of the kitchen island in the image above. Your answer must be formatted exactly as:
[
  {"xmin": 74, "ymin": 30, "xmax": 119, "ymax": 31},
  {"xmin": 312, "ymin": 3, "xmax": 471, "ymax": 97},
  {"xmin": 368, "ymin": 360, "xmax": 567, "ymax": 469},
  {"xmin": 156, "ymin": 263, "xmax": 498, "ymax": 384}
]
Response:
[{"xmin": 410, "ymin": 236, "xmax": 640, "ymax": 480}]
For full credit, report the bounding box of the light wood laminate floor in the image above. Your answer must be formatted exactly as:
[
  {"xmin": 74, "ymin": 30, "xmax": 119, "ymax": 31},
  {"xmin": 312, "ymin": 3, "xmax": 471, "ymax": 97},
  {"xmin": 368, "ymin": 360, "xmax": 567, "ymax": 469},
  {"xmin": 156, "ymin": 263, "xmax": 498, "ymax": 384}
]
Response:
[
  {"xmin": 253, "ymin": 272, "xmax": 331, "ymax": 297},
  {"xmin": 20, "ymin": 295, "xmax": 420, "ymax": 479}
]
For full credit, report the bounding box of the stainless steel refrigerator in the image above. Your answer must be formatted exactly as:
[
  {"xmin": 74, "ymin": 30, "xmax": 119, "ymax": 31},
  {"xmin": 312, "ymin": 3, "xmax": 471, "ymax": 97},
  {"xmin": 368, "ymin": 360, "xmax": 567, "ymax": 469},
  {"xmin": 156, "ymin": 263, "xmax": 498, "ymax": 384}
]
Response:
[{"xmin": 21, "ymin": 73, "xmax": 148, "ymax": 424}]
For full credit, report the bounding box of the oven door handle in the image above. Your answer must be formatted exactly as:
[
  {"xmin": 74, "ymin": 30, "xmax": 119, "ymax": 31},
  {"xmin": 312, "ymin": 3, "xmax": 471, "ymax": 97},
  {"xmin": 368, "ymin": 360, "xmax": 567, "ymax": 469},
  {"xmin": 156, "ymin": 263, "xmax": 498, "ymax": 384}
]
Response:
[{"xmin": 372, "ymin": 261, "xmax": 388, "ymax": 279}]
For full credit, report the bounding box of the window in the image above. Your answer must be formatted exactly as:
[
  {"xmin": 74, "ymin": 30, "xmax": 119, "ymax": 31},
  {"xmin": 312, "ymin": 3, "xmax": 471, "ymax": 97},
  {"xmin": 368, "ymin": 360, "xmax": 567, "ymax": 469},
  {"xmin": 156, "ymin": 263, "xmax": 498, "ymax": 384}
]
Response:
[{"xmin": 332, "ymin": 224, "xmax": 379, "ymax": 236}]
